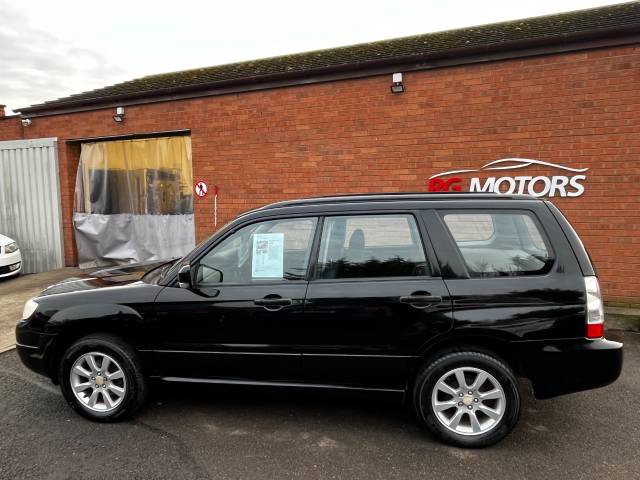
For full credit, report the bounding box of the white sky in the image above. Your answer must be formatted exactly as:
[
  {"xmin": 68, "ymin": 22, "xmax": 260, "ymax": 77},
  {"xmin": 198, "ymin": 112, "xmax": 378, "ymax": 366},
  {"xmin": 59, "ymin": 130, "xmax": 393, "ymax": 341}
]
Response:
[{"xmin": 0, "ymin": 0, "xmax": 629, "ymax": 114}]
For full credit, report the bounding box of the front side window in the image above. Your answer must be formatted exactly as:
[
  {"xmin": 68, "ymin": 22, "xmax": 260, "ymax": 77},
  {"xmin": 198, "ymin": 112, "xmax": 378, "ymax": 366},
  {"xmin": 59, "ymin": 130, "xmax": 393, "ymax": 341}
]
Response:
[
  {"xmin": 443, "ymin": 211, "xmax": 553, "ymax": 277},
  {"xmin": 195, "ymin": 217, "xmax": 317, "ymax": 285},
  {"xmin": 316, "ymin": 214, "xmax": 427, "ymax": 279}
]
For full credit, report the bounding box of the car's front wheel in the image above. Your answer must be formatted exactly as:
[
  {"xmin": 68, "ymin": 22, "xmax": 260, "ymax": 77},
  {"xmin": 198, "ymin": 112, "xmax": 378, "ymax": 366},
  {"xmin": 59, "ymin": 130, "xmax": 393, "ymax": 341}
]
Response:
[
  {"xmin": 59, "ymin": 334, "xmax": 147, "ymax": 421},
  {"xmin": 413, "ymin": 350, "xmax": 520, "ymax": 448}
]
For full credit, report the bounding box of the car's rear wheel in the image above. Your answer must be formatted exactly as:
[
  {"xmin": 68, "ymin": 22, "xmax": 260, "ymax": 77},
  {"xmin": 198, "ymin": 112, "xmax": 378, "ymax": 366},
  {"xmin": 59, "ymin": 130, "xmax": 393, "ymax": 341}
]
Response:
[
  {"xmin": 59, "ymin": 334, "xmax": 147, "ymax": 421},
  {"xmin": 413, "ymin": 351, "xmax": 520, "ymax": 448}
]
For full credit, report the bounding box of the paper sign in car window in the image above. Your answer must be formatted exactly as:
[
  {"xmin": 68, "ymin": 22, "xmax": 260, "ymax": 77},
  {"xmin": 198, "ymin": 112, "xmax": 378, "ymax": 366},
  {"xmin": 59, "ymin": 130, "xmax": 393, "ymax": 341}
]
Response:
[{"xmin": 252, "ymin": 233, "xmax": 284, "ymax": 278}]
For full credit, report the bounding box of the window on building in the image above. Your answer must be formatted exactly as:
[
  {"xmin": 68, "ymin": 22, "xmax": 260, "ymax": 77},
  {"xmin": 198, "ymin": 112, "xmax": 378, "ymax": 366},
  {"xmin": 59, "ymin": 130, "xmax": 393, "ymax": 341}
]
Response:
[
  {"xmin": 443, "ymin": 211, "xmax": 553, "ymax": 277},
  {"xmin": 75, "ymin": 137, "xmax": 193, "ymax": 215},
  {"xmin": 316, "ymin": 214, "xmax": 427, "ymax": 279}
]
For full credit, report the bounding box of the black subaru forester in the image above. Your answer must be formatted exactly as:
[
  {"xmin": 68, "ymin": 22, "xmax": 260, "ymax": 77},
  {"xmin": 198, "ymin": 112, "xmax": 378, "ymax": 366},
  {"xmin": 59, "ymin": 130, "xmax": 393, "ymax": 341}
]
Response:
[{"xmin": 16, "ymin": 193, "xmax": 623, "ymax": 448}]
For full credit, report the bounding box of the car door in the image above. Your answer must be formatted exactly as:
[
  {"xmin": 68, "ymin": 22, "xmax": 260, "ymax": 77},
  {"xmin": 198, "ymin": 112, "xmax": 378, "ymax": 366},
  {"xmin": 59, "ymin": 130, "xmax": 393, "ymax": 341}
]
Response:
[
  {"xmin": 152, "ymin": 216, "xmax": 318, "ymax": 382},
  {"xmin": 302, "ymin": 212, "xmax": 453, "ymax": 390}
]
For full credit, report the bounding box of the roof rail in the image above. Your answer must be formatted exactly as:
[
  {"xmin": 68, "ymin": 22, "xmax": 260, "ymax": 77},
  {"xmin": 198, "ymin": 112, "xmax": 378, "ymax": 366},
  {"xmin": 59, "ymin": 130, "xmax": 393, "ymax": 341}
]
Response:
[{"xmin": 258, "ymin": 192, "xmax": 537, "ymax": 210}]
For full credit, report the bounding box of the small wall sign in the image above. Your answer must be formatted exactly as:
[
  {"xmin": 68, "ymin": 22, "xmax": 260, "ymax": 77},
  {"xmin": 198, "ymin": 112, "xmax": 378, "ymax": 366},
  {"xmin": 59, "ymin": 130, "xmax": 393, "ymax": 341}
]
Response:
[{"xmin": 194, "ymin": 180, "xmax": 208, "ymax": 198}]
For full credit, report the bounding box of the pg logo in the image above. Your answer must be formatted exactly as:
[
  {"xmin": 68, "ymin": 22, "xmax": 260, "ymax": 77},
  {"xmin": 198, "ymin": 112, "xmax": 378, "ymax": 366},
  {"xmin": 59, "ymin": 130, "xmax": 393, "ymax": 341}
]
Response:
[{"xmin": 427, "ymin": 177, "xmax": 462, "ymax": 192}]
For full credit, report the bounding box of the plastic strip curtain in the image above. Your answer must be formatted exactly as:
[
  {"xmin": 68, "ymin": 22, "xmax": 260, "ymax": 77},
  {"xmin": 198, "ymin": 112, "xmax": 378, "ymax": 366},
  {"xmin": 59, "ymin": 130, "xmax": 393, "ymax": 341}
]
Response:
[{"xmin": 73, "ymin": 136, "xmax": 195, "ymax": 268}]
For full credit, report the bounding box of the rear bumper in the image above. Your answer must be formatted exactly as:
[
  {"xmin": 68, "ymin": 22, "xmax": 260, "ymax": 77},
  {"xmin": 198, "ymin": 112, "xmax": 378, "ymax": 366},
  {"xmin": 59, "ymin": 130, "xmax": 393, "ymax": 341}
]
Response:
[{"xmin": 518, "ymin": 337, "xmax": 623, "ymax": 399}]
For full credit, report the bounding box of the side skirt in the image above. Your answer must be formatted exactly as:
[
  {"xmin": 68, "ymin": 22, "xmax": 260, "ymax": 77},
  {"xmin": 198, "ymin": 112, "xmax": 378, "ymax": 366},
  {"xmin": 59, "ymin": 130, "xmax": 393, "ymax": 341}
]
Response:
[{"xmin": 160, "ymin": 376, "xmax": 405, "ymax": 393}]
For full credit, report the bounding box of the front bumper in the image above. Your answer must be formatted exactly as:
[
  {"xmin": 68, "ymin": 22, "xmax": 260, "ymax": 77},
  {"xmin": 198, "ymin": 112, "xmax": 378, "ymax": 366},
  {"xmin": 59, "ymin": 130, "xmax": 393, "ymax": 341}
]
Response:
[
  {"xmin": 15, "ymin": 321, "xmax": 57, "ymax": 380},
  {"xmin": 518, "ymin": 337, "xmax": 623, "ymax": 399},
  {"xmin": 0, "ymin": 249, "xmax": 22, "ymax": 277}
]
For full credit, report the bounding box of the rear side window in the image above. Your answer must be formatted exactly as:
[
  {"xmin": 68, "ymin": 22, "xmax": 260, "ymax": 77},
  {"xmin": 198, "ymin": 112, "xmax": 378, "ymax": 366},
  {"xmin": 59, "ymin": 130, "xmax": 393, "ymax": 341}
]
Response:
[
  {"xmin": 316, "ymin": 214, "xmax": 428, "ymax": 279},
  {"xmin": 443, "ymin": 211, "xmax": 553, "ymax": 277}
]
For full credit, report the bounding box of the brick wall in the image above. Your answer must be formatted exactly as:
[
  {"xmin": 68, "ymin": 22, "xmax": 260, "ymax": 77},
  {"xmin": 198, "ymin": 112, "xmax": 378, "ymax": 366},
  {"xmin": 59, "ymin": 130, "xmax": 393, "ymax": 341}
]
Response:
[
  {"xmin": 0, "ymin": 115, "xmax": 23, "ymax": 140},
  {"xmin": 2, "ymin": 44, "xmax": 639, "ymax": 303}
]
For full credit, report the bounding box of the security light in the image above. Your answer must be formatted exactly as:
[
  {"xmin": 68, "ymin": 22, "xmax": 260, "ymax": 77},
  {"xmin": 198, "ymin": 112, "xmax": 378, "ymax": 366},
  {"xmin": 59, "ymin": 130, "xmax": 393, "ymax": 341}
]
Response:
[
  {"xmin": 113, "ymin": 106, "xmax": 125, "ymax": 122},
  {"xmin": 390, "ymin": 72, "xmax": 404, "ymax": 94},
  {"xmin": 21, "ymin": 118, "xmax": 32, "ymax": 127}
]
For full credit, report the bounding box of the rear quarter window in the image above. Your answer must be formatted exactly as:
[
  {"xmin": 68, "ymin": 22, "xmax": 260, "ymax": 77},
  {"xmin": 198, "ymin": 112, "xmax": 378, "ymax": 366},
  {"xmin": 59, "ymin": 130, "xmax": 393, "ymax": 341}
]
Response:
[{"xmin": 442, "ymin": 211, "xmax": 553, "ymax": 277}]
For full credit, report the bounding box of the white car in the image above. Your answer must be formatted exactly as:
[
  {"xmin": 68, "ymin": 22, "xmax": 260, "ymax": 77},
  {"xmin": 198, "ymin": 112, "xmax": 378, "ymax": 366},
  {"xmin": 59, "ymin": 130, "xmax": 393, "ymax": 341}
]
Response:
[{"xmin": 0, "ymin": 234, "xmax": 22, "ymax": 278}]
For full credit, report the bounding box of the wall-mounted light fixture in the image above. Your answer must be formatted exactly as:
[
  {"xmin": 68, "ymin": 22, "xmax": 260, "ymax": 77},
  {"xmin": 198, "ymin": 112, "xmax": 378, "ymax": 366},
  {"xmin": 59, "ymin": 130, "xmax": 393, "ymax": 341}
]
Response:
[
  {"xmin": 390, "ymin": 72, "xmax": 404, "ymax": 94},
  {"xmin": 113, "ymin": 106, "xmax": 125, "ymax": 123},
  {"xmin": 21, "ymin": 118, "xmax": 32, "ymax": 127}
]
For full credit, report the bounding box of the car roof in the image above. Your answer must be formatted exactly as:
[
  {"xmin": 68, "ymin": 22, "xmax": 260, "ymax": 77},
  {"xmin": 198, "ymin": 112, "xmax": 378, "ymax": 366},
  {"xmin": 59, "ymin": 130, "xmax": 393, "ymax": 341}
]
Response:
[{"xmin": 253, "ymin": 192, "xmax": 539, "ymax": 212}]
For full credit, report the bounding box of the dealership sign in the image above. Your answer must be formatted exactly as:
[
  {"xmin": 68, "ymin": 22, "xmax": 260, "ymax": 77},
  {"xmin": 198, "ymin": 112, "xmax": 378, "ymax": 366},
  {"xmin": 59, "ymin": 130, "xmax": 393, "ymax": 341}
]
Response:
[{"xmin": 427, "ymin": 158, "xmax": 588, "ymax": 197}]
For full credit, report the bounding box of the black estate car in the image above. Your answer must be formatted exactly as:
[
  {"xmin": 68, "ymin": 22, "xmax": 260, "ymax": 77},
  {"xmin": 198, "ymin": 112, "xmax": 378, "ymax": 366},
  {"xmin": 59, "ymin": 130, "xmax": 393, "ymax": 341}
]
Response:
[{"xmin": 16, "ymin": 193, "xmax": 623, "ymax": 447}]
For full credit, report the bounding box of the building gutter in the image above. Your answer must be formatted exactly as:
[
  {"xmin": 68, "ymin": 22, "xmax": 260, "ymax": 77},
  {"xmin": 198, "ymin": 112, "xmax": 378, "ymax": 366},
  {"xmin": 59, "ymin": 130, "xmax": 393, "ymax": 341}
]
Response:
[
  {"xmin": 17, "ymin": 26, "xmax": 640, "ymax": 118},
  {"xmin": 65, "ymin": 129, "xmax": 191, "ymax": 144}
]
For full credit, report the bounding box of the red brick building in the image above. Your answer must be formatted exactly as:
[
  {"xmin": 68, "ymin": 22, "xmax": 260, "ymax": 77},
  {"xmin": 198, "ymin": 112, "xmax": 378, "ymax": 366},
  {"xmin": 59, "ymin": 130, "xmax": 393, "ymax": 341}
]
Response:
[{"xmin": 1, "ymin": 3, "xmax": 639, "ymax": 304}]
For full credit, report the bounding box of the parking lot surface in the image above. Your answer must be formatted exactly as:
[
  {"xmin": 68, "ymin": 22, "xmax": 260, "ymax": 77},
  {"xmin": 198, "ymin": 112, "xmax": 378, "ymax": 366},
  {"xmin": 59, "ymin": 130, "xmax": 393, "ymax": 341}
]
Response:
[{"xmin": 0, "ymin": 331, "xmax": 637, "ymax": 480}]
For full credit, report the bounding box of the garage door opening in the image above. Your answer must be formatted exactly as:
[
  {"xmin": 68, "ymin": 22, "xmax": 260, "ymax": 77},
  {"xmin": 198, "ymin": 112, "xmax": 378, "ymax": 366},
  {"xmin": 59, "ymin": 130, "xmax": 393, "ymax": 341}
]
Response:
[{"xmin": 73, "ymin": 136, "xmax": 195, "ymax": 268}]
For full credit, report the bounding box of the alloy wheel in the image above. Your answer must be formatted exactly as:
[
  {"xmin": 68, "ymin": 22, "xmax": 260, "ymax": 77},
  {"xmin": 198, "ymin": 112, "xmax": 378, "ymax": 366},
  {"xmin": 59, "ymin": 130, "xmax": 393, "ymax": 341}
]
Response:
[
  {"xmin": 431, "ymin": 366, "xmax": 506, "ymax": 436},
  {"xmin": 69, "ymin": 352, "xmax": 127, "ymax": 412}
]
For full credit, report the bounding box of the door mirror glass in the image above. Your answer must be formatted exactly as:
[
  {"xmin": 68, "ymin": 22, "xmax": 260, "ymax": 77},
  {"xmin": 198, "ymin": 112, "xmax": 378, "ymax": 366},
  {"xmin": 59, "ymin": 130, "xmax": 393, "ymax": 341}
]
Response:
[
  {"xmin": 177, "ymin": 264, "xmax": 192, "ymax": 289},
  {"xmin": 194, "ymin": 263, "xmax": 223, "ymax": 286}
]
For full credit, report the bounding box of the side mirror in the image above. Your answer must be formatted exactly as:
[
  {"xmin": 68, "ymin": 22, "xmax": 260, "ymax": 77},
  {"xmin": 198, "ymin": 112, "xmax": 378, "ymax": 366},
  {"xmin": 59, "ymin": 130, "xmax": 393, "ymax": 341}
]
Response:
[
  {"xmin": 177, "ymin": 264, "xmax": 192, "ymax": 289},
  {"xmin": 193, "ymin": 263, "xmax": 223, "ymax": 286}
]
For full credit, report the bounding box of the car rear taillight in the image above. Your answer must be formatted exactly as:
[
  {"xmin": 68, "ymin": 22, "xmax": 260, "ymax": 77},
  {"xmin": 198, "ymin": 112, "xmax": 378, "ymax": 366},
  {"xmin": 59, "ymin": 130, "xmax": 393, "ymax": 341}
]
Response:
[{"xmin": 584, "ymin": 276, "xmax": 604, "ymax": 339}]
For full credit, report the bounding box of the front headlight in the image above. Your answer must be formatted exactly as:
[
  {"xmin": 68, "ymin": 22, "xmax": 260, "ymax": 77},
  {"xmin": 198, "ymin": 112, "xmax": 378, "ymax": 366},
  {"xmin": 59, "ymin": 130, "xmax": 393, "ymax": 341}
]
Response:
[
  {"xmin": 5, "ymin": 242, "xmax": 18, "ymax": 254},
  {"xmin": 22, "ymin": 298, "xmax": 39, "ymax": 321}
]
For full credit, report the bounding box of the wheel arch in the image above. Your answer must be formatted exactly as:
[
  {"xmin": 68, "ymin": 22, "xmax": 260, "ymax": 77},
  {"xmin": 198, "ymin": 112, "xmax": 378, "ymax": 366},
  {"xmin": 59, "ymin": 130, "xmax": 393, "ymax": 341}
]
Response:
[
  {"xmin": 407, "ymin": 333, "xmax": 522, "ymax": 391},
  {"xmin": 45, "ymin": 304, "xmax": 145, "ymax": 384}
]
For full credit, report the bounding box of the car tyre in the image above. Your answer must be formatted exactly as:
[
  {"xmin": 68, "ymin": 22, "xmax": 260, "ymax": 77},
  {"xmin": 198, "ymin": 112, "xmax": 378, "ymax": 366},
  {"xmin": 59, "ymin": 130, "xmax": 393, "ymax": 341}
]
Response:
[
  {"xmin": 59, "ymin": 333, "xmax": 147, "ymax": 422},
  {"xmin": 413, "ymin": 350, "xmax": 520, "ymax": 448}
]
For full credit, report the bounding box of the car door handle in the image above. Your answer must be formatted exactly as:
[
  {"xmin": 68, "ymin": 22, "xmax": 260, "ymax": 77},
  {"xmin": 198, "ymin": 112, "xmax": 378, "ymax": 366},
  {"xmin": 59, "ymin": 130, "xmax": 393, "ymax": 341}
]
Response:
[
  {"xmin": 254, "ymin": 297, "xmax": 293, "ymax": 307},
  {"xmin": 399, "ymin": 294, "xmax": 442, "ymax": 305}
]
